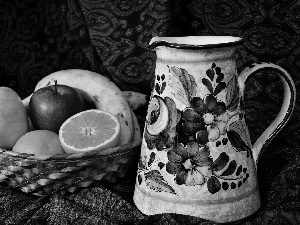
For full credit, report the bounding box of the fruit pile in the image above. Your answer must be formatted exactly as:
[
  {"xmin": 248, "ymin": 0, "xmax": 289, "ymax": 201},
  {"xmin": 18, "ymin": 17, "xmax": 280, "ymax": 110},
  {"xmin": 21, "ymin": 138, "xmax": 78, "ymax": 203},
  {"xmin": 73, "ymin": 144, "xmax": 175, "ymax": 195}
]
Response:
[{"xmin": 0, "ymin": 69, "xmax": 146, "ymax": 158}]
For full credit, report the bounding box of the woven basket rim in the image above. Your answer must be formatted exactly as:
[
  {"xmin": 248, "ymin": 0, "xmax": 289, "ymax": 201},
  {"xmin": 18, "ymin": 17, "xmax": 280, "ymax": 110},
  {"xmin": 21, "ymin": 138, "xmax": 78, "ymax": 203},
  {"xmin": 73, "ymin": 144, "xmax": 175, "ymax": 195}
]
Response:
[
  {"xmin": 0, "ymin": 119, "xmax": 142, "ymax": 162},
  {"xmin": 0, "ymin": 140, "xmax": 140, "ymax": 161}
]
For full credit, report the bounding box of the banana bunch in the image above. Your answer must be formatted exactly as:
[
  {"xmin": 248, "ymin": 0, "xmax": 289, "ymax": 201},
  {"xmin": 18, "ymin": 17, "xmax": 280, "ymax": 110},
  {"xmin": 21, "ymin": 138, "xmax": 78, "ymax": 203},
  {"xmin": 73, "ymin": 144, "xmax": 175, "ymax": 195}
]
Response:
[{"xmin": 22, "ymin": 69, "xmax": 148, "ymax": 146}]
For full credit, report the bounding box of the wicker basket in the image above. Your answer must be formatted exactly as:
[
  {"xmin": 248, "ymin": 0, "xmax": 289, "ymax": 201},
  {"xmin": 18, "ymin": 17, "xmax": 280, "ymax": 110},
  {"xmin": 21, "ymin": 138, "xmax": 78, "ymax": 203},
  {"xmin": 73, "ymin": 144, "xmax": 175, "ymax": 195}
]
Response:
[{"xmin": 0, "ymin": 116, "xmax": 142, "ymax": 196}]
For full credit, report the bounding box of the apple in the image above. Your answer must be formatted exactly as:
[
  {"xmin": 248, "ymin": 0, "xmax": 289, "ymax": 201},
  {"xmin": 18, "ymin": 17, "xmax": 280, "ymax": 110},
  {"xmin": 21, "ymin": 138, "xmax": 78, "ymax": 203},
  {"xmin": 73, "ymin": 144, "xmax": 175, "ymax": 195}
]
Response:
[{"xmin": 29, "ymin": 80, "xmax": 88, "ymax": 133}]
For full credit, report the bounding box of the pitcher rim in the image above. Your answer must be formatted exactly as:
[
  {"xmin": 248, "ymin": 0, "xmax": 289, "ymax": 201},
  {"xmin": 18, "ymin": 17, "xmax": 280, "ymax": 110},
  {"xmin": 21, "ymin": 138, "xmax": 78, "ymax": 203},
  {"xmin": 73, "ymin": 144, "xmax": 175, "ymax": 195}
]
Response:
[{"xmin": 148, "ymin": 36, "xmax": 244, "ymax": 50}]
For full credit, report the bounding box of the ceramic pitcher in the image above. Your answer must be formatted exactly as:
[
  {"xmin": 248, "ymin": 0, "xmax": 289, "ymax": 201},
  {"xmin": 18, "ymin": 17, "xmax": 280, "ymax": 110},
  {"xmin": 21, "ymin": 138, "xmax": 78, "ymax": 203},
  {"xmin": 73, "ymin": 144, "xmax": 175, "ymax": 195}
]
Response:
[{"xmin": 133, "ymin": 36, "xmax": 296, "ymax": 223}]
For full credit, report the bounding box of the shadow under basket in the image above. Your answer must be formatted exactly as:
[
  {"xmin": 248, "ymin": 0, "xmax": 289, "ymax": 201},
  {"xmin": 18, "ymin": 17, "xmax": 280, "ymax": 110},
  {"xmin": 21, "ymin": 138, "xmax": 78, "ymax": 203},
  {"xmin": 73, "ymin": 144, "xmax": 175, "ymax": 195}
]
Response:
[{"xmin": 0, "ymin": 141, "xmax": 141, "ymax": 196}]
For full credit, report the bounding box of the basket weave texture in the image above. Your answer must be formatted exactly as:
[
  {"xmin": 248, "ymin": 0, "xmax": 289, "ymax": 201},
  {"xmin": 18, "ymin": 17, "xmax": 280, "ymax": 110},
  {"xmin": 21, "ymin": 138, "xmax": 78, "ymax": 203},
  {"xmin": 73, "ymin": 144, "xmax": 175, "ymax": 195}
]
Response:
[{"xmin": 0, "ymin": 115, "xmax": 142, "ymax": 196}]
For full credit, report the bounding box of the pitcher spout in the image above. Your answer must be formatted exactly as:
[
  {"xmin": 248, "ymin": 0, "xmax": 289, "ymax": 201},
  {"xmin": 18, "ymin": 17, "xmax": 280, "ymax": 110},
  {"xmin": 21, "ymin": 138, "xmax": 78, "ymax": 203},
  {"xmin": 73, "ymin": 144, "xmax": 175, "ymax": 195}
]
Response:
[{"xmin": 148, "ymin": 36, "xmax": 244, "ymax": 50}]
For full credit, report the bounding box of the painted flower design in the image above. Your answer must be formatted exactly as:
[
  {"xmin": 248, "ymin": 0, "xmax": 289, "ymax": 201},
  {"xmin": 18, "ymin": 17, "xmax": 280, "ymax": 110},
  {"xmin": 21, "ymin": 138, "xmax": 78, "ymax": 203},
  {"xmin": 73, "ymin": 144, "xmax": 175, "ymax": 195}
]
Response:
[
  {"xmin": 166, "ymin": 142, "xmax": 213, "ymax": 186},
  {"xmin": 138, "ymin": 63, "xmax": 252, "ymax": 194},
  {"xmin": 144, "ymin": 96, "xmax": 181, "ymax": 151},
  {"xmin": 182, "ymin": 94, "xmax": 230, "ymax": 145}
]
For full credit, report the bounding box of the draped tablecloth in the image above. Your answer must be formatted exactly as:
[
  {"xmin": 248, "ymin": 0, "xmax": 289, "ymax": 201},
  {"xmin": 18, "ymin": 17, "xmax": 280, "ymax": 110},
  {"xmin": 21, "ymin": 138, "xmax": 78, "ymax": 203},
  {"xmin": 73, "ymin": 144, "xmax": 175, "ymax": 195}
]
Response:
[
  {"xmin": 1, "ymin": 0, "xmax": 300, "ymax": 224},
  {"xmin": 0, "ymin": 141, "xmax": 300, "ymax": 225}
]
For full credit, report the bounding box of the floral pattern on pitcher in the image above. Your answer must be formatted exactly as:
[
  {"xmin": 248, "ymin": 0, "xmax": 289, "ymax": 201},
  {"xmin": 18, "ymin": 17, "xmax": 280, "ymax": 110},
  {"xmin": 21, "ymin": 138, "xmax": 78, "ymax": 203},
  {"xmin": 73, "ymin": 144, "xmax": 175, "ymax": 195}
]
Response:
[{"xmin": 138, "ymin": 63, "xmax": 253, "ymax": 195}]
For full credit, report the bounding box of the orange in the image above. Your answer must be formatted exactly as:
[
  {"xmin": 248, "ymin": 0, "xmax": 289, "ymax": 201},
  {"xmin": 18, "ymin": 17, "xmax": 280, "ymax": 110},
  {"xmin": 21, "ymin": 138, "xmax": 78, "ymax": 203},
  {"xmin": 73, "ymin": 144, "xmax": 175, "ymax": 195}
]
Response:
[
  {"xmin": 12, "ymin": 130, "xmax": 65, "ymax": 157},
  {"xmin": 59, "ymin": 109, "xmax": 121, "ymax": 154}
]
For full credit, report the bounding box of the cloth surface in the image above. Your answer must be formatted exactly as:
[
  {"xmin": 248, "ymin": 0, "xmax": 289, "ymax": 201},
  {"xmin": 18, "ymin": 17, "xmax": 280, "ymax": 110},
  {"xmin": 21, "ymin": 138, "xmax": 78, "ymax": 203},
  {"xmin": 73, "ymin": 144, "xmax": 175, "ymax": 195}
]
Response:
[{"xmin": 0, "ymin": 0, "xmax": 300, "ymax": 224}]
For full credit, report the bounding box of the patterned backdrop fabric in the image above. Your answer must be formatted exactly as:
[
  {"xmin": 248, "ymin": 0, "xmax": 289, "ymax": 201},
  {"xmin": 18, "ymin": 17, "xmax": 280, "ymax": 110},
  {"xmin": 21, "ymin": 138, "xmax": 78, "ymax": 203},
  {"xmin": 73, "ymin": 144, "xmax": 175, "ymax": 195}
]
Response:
[{"xmin": 0, "ymin": 0, "xmax": 300, "ymax": 224}]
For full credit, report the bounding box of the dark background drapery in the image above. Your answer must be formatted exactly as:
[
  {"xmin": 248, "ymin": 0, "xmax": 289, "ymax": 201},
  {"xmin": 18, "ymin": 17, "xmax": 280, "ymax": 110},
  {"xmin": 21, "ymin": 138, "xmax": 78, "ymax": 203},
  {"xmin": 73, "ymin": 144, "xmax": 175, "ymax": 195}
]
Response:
[{"xmin": 0, "ymin": 0, "xmax": 300, "ymax": 224}]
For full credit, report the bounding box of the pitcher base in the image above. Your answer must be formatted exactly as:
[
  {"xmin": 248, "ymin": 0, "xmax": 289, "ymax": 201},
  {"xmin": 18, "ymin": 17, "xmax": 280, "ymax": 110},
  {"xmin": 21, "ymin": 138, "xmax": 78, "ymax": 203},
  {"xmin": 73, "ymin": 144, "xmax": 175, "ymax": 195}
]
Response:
[{"xmin": 133, "ymin": 185, "xmax": 260, "ymax": 223}]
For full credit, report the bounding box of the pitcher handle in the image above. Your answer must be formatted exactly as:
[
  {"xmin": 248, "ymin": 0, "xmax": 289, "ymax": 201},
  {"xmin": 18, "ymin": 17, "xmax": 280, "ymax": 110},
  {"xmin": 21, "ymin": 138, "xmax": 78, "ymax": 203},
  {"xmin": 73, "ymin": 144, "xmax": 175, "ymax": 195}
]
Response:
[{"xmin": 238, "ymin": 62, "xmax": 296, "ymax": 167}]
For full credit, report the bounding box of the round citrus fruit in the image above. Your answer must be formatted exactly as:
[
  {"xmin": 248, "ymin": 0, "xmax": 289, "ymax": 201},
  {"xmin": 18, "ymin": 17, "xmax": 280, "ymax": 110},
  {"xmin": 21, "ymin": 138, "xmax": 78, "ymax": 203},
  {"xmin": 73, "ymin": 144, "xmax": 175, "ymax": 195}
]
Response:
[
  {"xmin": 59, "ymin": 109, "xmax": 121, "ymax": 154},
  {"xmin": 0, "ymin": 87, "xmax": 29, "ymax": 149},
  {"xmin": 12, "ymin": 130, "xmax": 65, "ymax": 157}
]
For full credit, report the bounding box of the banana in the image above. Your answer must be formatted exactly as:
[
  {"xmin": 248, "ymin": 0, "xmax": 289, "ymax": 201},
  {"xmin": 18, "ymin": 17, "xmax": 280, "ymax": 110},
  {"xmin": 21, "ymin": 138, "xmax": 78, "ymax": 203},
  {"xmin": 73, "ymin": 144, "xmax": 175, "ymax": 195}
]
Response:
[
  {"xmin": 23, "ymin": 69, "xmax": 134, "ymax": 146},
  {"xmin": 131, "ymin": 108, "xmax": 142, "ymax": 145},
  {"xmin": 122, "ymin": 91, "xmax": 148, "ymax": 111},
  {"xmin": 23, "ymin": 91, "xmax": 148, "ymax": 112},
  {"xmin": 22, "ymin": 93, "xmax": 32, "ymax": 112}
]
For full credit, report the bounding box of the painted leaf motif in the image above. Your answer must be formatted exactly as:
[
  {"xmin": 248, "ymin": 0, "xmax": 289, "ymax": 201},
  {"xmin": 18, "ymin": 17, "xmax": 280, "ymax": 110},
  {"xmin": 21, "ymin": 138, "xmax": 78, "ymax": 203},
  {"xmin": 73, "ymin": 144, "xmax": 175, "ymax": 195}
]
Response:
[
  {"xmin": 228, "ymin": 119, "xmax": 252, "ymax": 147},
  {"xmin": 145, "ymin": 170, "xmax": 177, "ymax": 195},
  {"xmin": 155, "ymin": 83, "xmax": 162, "ymax": 95},
  {"xmin": 227, "ymin": 130, "xmax": 253, "ymax": 158},
  {"xmin": 216, "ymin": 73, "xmax": 224, "ymax": 83},
  {"xmin": 160, "ymin": 82, "xmax": 166, "ymax": 94},
  {"xmin": 226, "ymin": 75, "xmax": 240, "ymax": 111},
  {"xmin": 181, "ymin": 68, "xmax": 197, "ymax": 99},
  {"xmin": 211, "ymin": 152, "xmax": 229, "ymax": 172},
  {"xmin": 207, "ymin": 176, "xmax": 221, "ymax": 194},
  {"xmin": 214, "ymin": 82, "xmax": 226, "ymax": 96},
  {"xmin": 227, "ymin": 92, "xmax": 239, "ymax": 112},
  {"xmin": 170, "ymin": 67, "xmax": 189, "ymax": 95},
  {"xmin": 202, "ymin": 78, "xmax": 214, "ymax": 94},
  {"xmin": 148, "ymin": 152, "xmax": 156, "ymax": 167},
  {"xmin": 206, "ymin": 68, "xmax": 215, "ymax": 81},
  {"xmin": 168, "ymin": 66, "xmax": 190, "ymax": 110},
  {"xmin": 236, "ymin": 165, "xmax": 243, "ymax": 176},
  {"xmin": 221, "ymin": 160, "xmax": 237, "ymax": 176}
]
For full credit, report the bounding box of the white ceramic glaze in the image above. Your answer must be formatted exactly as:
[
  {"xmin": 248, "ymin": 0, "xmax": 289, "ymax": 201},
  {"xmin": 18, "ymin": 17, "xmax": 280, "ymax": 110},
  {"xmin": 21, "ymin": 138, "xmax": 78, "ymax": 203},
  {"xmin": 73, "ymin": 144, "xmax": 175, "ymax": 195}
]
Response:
[
  {"xmin": 149, "ymin": 36, "xmax": 242, "ymax": 46},
  {"xmin": 134, "ymin": 36, "xmax": 296, "ymax": 223}
]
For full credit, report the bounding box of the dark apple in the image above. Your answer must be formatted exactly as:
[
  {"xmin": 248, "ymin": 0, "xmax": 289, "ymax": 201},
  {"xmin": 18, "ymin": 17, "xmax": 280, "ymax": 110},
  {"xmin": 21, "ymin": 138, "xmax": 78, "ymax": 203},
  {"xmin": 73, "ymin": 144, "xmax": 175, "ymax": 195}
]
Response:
[{"xmin": 29, "ymin": 81, "xmax": 88, "ymax": 133}]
